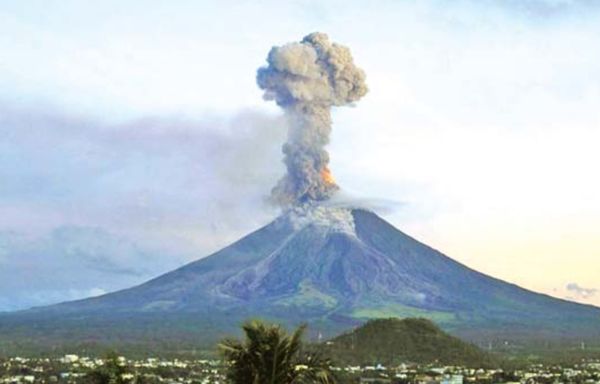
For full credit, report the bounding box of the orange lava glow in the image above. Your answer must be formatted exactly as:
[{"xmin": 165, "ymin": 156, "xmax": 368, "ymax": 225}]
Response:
[{"xmin": 321, "ymin": 167, "xmax": 336, "ymax": 185}]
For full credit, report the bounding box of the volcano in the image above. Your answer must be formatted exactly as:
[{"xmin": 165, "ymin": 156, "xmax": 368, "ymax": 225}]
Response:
[{"xmin": 1, "ymin": 206, "xmax": 599, "ymax": 351}]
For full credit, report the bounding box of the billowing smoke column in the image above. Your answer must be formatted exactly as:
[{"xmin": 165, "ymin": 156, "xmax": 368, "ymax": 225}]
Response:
[{"xmin": 257, "ymin": 32, "xmax": 368, "ymax": 206}]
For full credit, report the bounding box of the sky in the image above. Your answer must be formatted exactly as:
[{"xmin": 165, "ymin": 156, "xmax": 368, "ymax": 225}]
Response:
[{"xmin": 0, "ymin": 0, "xmax": 599, "ymax": 310}]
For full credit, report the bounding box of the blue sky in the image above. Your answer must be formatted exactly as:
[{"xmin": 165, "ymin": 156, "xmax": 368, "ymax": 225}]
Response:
[{"xmin": 1, "ymin": 0, "xmax": 599, "ymax": 310}]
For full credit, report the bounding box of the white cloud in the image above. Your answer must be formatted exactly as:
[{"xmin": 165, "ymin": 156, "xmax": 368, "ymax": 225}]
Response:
[{"xmin": 566, "ymin": 283, "xmax": 598, "ymax": 300}]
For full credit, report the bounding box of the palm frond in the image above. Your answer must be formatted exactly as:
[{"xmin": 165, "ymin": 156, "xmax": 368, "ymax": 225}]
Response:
[{"xmin": 220, "ymin": 320, "xmax": 335, "ymax": 384}]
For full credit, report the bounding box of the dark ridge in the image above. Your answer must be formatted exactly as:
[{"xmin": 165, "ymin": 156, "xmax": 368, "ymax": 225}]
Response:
[{"xmin": 325, "ymin": 317, "xmax": 496, "ymax": 367}]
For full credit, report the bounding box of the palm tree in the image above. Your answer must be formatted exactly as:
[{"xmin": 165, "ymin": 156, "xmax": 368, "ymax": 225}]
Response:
[{"xmin": 219, "ymin": 320, "xmax": 335, "ymax": 384}]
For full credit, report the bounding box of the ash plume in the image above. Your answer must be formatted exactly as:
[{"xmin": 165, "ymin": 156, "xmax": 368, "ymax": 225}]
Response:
[{"xmin": 257, "ymin": 32, "xmax": 368, "ymax": 206}]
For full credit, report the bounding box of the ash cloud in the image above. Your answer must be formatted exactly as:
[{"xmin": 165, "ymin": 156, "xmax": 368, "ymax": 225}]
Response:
[
  {"xmin": 0, "ymin": 227, "xmax": 158, "ymax": 311},
  {"xmin": 0, "ymin": 104, "xmax": 288, "ymax": 310},
  {"xmin": 257, "ymin": 32, "xmax": 368, "ymax": 206},
  {"xmin": 284, "ymin": 204, "xmax": 356, "ymax": 235},
  {"xmin": 0, "ymin": 106, "xmax": 285, "ymax": 243}
]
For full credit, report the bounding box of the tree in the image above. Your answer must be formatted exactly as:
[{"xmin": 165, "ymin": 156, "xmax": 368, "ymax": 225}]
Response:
[
  {"xmin": 84, "ymin": 352, "xmax": 131, "ymax": 384},
  {"xmin": 219, "ymin": 320, "xmax": 335, "ymax": 384}
]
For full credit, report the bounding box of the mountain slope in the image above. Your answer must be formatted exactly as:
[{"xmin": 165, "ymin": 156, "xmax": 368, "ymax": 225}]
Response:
[
  {"xmin": 325, "ymin": 317, "xmax": 495, "ymax": 367},
  {"xmin": 1, "ymin": 206, "xmax": 599, "ymax": 352}
]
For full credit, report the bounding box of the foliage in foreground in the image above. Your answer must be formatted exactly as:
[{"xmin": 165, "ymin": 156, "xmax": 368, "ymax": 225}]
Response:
[
  {"xmin": 84, "ymin": 352, "xmax": 131, "ymax": 384},
  {"xmin": 219, "ymin": 320, "xmax": 335, "ymax": 384}
]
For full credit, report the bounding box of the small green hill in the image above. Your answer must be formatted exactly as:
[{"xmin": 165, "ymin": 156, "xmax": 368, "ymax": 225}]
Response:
[{"xmin": 325, "ymin": 318, "xmax": 495, "ymax": 367}]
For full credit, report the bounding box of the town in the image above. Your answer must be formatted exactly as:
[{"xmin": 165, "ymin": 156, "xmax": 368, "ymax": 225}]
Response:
[{"xmin": 1, "ymin": 355, "xmax": 600, "ymax": 384}]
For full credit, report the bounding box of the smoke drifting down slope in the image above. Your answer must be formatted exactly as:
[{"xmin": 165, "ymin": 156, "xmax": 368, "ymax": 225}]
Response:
[{"xmin": 257, "ymin": 32, "xmax": 368, "ymax": 206}]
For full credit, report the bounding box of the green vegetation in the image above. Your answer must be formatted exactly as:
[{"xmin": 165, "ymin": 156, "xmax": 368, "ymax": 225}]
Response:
[
  {"xmin": 219, "ymin": 320, "xmax": 335, "ymax": 384},
  {"xmin": 84, "ymin": 352, "xmax": 131, "ymax": 384},
  {"xmin": 276, "ymin": 281, "xmax": 339, "ymax": 308},
  {"xmin": 324, "ymin": 318, "xmax": 496, "ymax": 368},
  {"xmin": 351, "ymin": 304, "xmax": 456, "ymax": 325}
]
